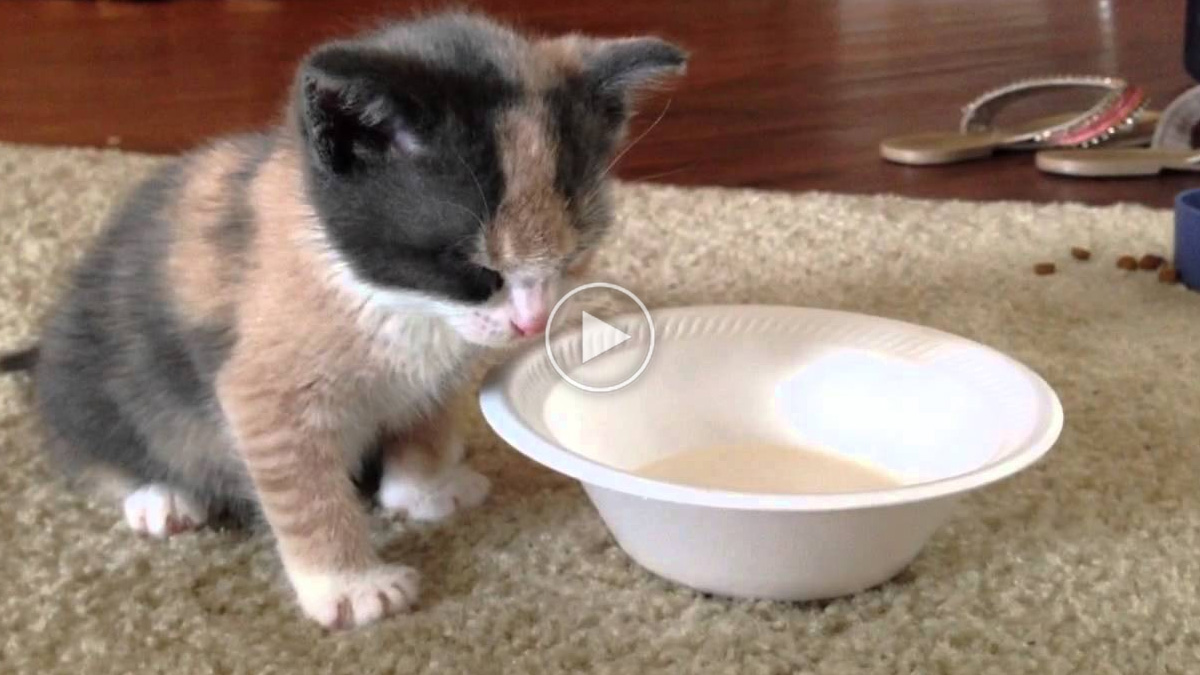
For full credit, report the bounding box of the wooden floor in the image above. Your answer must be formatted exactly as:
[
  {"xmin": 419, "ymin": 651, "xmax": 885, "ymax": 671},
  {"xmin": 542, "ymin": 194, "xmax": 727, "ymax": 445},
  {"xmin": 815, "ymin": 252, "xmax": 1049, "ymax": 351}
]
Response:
[{"xmin": 1, "ymin": 0, "xmax": 1196, "ymax": 207}]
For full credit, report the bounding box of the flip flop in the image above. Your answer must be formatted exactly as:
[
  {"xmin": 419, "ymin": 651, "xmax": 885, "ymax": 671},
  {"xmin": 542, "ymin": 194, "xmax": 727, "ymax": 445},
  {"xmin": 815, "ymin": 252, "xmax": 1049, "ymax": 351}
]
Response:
[
  {"xmin": 1036, "ymin": 85, "xmax": 1200, "ymax": 177},
  {"xmin": 880, "ymin": 75, "xmax": 1155, "ymax": 166}
]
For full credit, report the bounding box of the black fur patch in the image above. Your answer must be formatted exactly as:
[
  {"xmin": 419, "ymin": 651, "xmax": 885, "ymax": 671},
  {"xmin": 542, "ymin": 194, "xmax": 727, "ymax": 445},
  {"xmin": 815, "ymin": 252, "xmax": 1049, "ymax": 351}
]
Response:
[
  {"xmin": 31, "ymin": 152, "xmax": 259, "ymax": 515},
  {"xmin": 34, "ymin": 161, "xmax": 193, "ymax": 485},
  {"xmin": 546, "ymin": 38, "xmax": 686, "ymax": 218},
  {"xmin": 296, "ymin": 23, "xmax": 521, "ymax": 303},
  {"xmin": 208, "ymin": 134, "xmax": 271, "ymax": 262},
  {"xmin": 0, "ymin": 347, "xmax": 38, "ymax": 373},
  {"xmin": 584, "ymin": 38, "xmax": 688, "ymax": 96},
  {"xmin": 546, "ymin": 75, "xmax": 619, "ymax": 204}
]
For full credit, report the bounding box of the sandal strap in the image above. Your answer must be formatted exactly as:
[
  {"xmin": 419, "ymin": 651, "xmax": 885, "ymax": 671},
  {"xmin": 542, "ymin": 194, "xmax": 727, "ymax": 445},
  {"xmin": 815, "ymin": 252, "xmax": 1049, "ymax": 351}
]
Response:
[
  {"xmin": 1043, "ymin": 84, "xmax": 1148, "ymax": 147},
  {"xmin": 959, "ymin": 75, "xmax": 1148, "ymax": 147}
]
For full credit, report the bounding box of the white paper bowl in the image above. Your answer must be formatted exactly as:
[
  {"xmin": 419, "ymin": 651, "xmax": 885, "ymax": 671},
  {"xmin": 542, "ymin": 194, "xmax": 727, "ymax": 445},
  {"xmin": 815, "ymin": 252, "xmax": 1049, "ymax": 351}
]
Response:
[{"xmin": 478, "ymin": 305, "xmax": 1063, "ymax": 601}]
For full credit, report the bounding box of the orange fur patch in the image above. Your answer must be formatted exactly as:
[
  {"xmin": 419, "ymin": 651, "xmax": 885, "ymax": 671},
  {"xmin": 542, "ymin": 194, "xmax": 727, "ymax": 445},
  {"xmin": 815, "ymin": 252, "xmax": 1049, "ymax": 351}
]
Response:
[
  {"xmin": 165, "ymin": 141, "xmax": 252, "ymax": 326},
  {"xmin": 487, "ymin": 104, "xmax": 578, "ymax": 271},
  {"xmin": 214, "ymin": 140, "xmax": 474, "ymax": 574},
  {"xmin": 527, "ymin": 35, "xmax": 589, "ymax": 87}
]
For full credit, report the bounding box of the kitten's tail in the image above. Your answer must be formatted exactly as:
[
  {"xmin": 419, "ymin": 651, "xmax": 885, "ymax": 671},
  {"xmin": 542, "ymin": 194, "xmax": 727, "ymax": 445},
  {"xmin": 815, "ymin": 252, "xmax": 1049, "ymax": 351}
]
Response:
[{"xmin": 0, "ymin": 346, "xmax": 39, "ymax": 374}]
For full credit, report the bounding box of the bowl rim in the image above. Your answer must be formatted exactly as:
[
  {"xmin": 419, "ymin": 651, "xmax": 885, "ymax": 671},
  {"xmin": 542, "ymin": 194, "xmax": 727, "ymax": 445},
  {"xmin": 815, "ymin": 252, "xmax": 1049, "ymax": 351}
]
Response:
[{"xmin": 478, "ymin": 304, "xmax": 1064, "ymax": 512}]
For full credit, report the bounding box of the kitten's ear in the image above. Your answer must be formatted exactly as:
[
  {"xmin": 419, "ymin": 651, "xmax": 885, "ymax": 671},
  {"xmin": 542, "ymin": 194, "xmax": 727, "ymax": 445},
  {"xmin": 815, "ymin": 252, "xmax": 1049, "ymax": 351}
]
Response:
[
  {"xmin": 584, "ymin": 37, "xmax": 688, "ymax": 98},
  {"xmin": 541, "ymin": 34, "xmax": 687, "ymax": 127},
  {"xmin": 296, "ymin": 45, "xmax": 425, "ymax": 175}
]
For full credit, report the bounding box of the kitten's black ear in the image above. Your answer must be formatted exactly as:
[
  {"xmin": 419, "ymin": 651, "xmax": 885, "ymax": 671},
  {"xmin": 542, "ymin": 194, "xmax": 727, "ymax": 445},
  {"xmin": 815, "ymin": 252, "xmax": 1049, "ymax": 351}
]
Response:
[
  {"xmin": 577, "ymin": 36, "xmax": 687, "ymax": 124},
  {"xmin": 585, "ymin": 37, "xmax": 688, "ymax": 98},
  {"xmin": 296, "ymin": 45, "xmax": 425, "ymax": 175}
]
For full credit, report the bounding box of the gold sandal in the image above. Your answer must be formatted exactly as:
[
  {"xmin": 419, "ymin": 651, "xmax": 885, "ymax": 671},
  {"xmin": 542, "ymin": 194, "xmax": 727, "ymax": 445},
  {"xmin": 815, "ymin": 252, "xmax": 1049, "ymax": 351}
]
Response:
[{"xmin": 880, "ymin": 75, "xmax": 1155, "ymax": 166}]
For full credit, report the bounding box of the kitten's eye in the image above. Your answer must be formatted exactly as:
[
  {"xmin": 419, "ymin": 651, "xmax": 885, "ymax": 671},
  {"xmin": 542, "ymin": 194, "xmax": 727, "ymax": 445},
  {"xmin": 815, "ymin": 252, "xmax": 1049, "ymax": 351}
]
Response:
[
  {"xmin": 471, "ymin": 264, "xmax": 504, "ymax": 295},
  {"xmin": 484, "ymin": 267, "xmax": 504, "ymax": 293},
  {"xmin": 445, "ymin": 248, "xmax": 504, "ymax": 300}
]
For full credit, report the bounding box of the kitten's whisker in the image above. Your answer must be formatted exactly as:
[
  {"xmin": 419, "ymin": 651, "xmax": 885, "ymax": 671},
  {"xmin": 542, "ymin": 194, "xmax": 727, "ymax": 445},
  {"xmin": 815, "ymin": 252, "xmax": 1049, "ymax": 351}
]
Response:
[
  {"xmin": 598, "ymin": 98, "xmax": 673, "ymax": 183},
  {"xmin": 432, "ymin": 198, "xmax": 485, "ymax": 229},
  {"xmin": 624, "ymin": 162, "xmax": 697, "ymax": 184},
  {"xmin": 455, "ymin": 150, "xmax": 491, "ymax": 221}
]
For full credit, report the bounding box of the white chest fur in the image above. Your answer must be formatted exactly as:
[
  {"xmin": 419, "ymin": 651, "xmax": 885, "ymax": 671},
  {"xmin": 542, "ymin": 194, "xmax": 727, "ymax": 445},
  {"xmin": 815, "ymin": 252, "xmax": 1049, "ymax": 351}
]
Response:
[
  {"xmin": 310, "ymin": 244, "xmax": 485, "ymax": 462},
  {"xmin": 330, "ymin": 299, "xmax": 478, "ymax": 463}
]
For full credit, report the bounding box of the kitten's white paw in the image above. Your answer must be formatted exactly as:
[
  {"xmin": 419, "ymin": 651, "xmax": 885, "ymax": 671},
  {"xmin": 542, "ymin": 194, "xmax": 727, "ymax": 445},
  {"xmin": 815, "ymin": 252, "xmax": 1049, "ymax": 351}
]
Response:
[
  {"xmin": 291, "ymin": 565, "xmax": 420, "ymax": 629},
  {"xmin": 122, "ymin": 484, "xmax": 206, "ymax": 538},
  {"xmin": 379, "ymin": 463, "xmax": 491, "ymax": 522}
]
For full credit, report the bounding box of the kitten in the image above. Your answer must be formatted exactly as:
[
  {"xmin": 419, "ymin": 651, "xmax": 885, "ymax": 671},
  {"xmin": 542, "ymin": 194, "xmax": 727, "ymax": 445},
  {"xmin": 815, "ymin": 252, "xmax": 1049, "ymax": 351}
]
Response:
[{"xmin": 0, "ymin": 11, "xmax": 686, "ymax": 629}]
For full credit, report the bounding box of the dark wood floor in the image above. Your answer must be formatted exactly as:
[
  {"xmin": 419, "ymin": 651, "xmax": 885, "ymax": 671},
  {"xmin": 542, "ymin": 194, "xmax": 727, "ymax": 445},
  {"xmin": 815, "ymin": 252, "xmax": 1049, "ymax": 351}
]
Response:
[{"xmin": 1, "ymin": 0, "xmax": 1196, "ymax": 207}]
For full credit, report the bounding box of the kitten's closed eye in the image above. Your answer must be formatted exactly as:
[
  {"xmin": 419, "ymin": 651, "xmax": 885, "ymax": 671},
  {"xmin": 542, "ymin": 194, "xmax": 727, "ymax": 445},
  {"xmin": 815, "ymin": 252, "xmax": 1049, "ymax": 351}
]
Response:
[
  {"xmin": 469, "ymin": 264, "xmax": 504, "ymax": 298},
  {"xmin": 446, "ymin": 253, "xmax": 504, "ymax": 301}
]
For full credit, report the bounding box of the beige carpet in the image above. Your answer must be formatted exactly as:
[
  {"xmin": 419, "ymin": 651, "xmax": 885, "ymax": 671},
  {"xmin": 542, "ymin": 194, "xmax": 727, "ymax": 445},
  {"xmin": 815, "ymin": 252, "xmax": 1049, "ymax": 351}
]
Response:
[{"xmin": 2, "ymin": 141, "xmax": 1199, "ymax": 675}]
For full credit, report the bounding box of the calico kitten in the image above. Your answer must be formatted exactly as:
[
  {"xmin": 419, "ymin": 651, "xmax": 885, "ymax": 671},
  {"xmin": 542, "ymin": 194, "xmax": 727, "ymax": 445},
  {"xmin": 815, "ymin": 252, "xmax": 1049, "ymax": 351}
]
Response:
[{"xmin": 0, "ymin": 12, "xmax": 686, "ymax": 629}]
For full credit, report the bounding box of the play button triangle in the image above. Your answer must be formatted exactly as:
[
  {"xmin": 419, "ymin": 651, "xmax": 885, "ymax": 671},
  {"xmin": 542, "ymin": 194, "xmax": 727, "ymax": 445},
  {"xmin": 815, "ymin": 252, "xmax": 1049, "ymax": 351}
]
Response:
[{"xmin": 581, "ymin": 311, "xmax": 632, "ymax": 363}]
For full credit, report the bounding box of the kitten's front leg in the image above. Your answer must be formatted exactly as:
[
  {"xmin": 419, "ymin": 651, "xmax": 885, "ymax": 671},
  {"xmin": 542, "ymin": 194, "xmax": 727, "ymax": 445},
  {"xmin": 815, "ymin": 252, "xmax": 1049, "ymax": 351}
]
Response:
[
  {"xmin": 220, "ymin": 383, "xmax": 418, "ymax": 629},
  {"xmin": 378, "ymin": 404, "xmax": 491, "ymax": 522}
]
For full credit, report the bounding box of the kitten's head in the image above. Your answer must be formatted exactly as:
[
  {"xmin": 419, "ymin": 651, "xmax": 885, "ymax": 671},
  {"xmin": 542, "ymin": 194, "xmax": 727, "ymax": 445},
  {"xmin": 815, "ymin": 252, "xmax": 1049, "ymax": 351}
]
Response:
[{"xmin": 291, "ymin": 12, "xmax": 686, "ymax": 346}]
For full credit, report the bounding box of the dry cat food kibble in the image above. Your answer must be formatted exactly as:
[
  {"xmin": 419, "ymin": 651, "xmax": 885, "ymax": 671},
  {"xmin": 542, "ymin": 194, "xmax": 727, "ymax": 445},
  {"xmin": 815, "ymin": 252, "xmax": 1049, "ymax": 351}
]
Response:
[
  {"xmin": 1138, "ymin": 254, "xmax": 1165, "ymax": 270},
  {"xmin": 1043, "ymin": 249, "xmax": 1178, "ymax": 284}
]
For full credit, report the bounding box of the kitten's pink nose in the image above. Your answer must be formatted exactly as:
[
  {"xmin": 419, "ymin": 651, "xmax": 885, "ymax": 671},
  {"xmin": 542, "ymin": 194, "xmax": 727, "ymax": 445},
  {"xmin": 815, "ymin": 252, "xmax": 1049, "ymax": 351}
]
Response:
[
  {"xmin": 509, "ymin": 276, "xmax": 554, "ymax": 337},
  {"xmin": 511, "ymin": 315, "xmax": 548, "ymax": 337}
]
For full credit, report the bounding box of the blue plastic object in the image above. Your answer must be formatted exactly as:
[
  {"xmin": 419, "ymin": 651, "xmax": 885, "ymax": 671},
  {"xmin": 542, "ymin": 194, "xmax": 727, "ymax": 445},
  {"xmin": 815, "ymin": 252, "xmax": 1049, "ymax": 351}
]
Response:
[{"xmin": 1174, "ymin": 188, "xmax": 1200, "ymax": 290}]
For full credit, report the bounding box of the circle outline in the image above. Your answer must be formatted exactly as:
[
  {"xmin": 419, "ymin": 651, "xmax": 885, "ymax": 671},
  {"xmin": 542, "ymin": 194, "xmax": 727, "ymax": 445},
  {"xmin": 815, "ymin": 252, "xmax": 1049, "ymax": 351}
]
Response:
[{"xmin": 544, "ymin": 282, "xmax": 655, "ymax": 393}]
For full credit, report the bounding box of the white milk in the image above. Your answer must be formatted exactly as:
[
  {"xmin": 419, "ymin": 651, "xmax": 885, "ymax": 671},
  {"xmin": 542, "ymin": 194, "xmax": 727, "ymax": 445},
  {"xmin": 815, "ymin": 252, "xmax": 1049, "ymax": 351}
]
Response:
[{"xmin": 633, "ymin": 444, "xmax": 902, "ymax": 494}]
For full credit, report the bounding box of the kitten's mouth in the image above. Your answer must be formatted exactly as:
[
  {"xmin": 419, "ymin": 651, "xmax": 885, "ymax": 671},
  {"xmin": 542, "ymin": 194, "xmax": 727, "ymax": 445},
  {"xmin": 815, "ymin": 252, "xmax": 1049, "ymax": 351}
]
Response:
[{"xmin": 509, "ymin": 317, "xmax": 547, "ymax": 338}]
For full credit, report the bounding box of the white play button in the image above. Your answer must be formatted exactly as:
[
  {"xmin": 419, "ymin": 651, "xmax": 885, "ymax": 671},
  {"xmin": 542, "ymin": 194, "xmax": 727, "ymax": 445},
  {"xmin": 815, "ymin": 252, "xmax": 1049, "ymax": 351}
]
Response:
[
  {"xmin": 581, "ymin": 311, "xmax": 632, "ymax": 363},
  {"xmin": 545, "ymin": 282, "xmax": 656, "ymax": 393}
]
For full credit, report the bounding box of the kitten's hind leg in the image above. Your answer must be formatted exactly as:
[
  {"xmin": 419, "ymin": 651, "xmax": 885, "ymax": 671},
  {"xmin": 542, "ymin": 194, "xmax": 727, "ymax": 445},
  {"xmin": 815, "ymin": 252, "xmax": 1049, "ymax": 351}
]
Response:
[
  {"xmin": 378, "ymin": 405, "xmax": 491, "ymax": 523},
  {"xmin": 122, "ymin": 484, "xmax": 208, "ymax": 538},
  {"xmin": 73, "ymin": 465, "xmax": 210, "ymax": 538}
]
